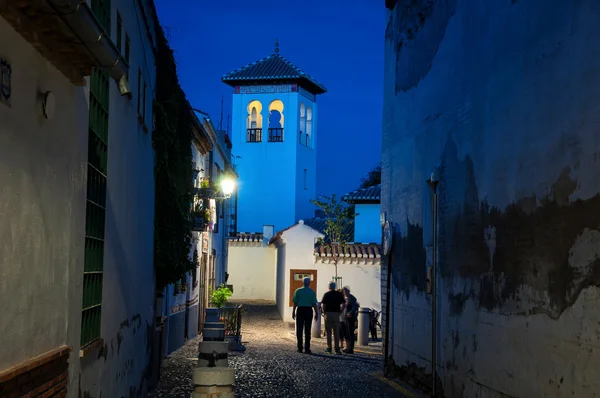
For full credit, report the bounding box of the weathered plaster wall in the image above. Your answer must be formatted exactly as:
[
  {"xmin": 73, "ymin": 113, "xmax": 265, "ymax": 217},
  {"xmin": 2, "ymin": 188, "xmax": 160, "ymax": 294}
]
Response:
[
  {"xmin": 0, "ymin": 15, "xmax": 88, "ymax": 373},
  {"xmin": 382, "ymin": 1, "xmax": 600, "ymax": 396},
  {"xmin": 227, "ymin": 245, "xmax": 276, "ymax": 300},
  {"xmin": 75, "ymin": 1, "xmax": 157, "ymax": 397}
]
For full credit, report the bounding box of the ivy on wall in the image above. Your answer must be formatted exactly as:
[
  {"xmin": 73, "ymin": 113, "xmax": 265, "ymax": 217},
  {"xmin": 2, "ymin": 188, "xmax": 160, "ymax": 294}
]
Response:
[{"xmin": 153, "ymin": 21, "xmax": 194, "ymax": 288}]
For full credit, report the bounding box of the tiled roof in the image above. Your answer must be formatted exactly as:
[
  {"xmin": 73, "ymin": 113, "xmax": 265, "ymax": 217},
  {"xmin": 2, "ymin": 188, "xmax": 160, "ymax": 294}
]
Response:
[
  {"xmin": 314, "ymin": 243, "xmax": 382, "ymax": 259},
  {"xmin": 303, "ymin": 218, "xmax": 354, "ymax": 242},
  {"xmin": 342, "ymin": 184, "xmax": 381, "ymax": 204},
  {"xmin": 230, "ymin": 232, "xmax": 263, "ymax": 242},
  {"xmin": 268, "ymin": 222, "xmax": 300, "ymax": 245},
  {"xmin": 222, "ymin": 53, "xmax": 327, "ymax": 94}
]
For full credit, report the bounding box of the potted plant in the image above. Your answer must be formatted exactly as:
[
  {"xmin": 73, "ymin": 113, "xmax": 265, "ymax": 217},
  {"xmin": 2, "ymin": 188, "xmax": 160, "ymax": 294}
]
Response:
[
  {"xmin": 191, "ymin": 203, "xmax": 210, "ymax": 231},
  {"xmin": 210, "ymin": 284, "xmax": 233, "ymax": 309},
  {"xmin": 198, "ymin": 178, "xmax": 215, "ymax": 198}
]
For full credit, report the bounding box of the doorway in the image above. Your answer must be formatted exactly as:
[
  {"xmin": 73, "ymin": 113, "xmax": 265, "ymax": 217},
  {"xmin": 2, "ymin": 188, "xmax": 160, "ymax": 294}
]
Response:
[{"xmin": 289, "ymin": 269, "xmax": 318, "ymax": 306}]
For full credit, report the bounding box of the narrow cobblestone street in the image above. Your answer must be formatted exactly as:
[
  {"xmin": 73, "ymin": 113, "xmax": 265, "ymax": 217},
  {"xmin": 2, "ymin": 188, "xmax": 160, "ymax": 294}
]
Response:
[{"xmin": 150, "ymin": 301, "xmax": 420, "ymax": 397}]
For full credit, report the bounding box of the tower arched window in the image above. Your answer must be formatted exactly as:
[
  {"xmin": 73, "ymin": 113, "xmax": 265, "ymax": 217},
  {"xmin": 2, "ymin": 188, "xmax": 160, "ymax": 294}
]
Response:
[
  {"xmin": 246, "ymin": 100, "xmax": 263, "ymax": 142},
  {"xmin": 306, "ymin": 106, "xmax": 313, "ymax": 148},
  {"xmin": 299, "ymin": 103, "xmax": 307, "ymax": 146},
  {"xmin": 268, "ymin": 100, "xmax": 284, "ymax": 142}
]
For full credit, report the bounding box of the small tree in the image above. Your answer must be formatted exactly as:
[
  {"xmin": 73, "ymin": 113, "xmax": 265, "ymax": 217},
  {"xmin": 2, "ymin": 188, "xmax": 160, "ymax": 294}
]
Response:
[
  {"xmin": 210, "ymin": 284, "xmax": 233, "ymax": 308},
  {"xmin": 311, "ymin": 194, "xmax": 354, "ymax": 279}
]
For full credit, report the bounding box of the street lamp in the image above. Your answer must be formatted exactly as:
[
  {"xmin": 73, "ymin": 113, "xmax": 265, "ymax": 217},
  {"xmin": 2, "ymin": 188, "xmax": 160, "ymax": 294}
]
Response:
[{"xmin": 220, "ymin": 178, "xmax": 235, "ymax": 199}]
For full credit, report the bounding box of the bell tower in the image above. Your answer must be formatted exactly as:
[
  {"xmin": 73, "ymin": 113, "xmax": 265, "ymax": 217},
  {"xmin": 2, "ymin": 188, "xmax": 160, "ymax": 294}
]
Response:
[{"xmin": 222, "ymin": 40, "xmax": 327, "ymax": 233}]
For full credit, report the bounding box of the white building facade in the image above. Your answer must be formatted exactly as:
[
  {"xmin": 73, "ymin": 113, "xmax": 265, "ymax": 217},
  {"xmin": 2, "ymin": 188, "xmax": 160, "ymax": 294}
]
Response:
[
  {"xmin": 227, "ymin": 184, "xmax": 383, "ymax": 322},
  {"xmin": 161, "ymin": 109, "xmax": 238, "ymax": 356},
  {"xmin": 222, "ymin": 45, "xmax": 327, "ymax": 233},
  {"xmin": 0, "ymin": 0, "xmax": 158, "ymax": 397}
]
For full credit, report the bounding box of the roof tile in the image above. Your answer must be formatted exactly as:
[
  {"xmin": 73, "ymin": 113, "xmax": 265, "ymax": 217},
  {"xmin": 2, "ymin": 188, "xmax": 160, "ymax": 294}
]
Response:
[
  {"xmin": 222, "ymin": 53, "xmax": 327, "ymax": 94},
  {"xmin": 314, "ymin": 243, "xmax": 382, "ymax": 260},
  {"xmin": 342, "ymin": 184, "xmax": 381, "ymax": 204}
]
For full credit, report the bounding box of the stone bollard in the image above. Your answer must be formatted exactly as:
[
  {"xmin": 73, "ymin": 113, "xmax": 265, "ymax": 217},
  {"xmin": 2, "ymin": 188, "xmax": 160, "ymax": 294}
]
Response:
[
  {"xmin": 311, "ymin": 304, "xmax": 322, "ymax": 338},
  {"xmin": 192, "ymin": 367, "xmax": 235, "ymax": 398},
  {"xmin": 357, "ymin": 307, "xmax": 370, "ymax": 346},
  {"xmin": 205, "ymin": 308, "xmax": 221, "ymax": 323},
  {"xmin": 198, "ymin": 341, "xmax": 229, "ymax": 368}
]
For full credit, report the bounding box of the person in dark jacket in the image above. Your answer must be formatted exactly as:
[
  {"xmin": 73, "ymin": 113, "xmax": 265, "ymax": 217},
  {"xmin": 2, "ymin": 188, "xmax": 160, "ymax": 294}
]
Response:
[
  {"xmin": 321, "ymin": 281, "xmax": 346, "ymax": 354},
  {"xmin": 342, "ymin": 286, "xmax": 358, "ymax": 354}
]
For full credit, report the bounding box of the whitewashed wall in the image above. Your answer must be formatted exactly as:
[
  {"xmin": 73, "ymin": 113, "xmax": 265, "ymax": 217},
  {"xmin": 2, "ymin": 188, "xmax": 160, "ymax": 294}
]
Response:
[
  {"xmin": 76, "ymin": 1, "xmax": 157, "ymax": 397},
  {"xmin": 0, "ymin": 15, "xmax": 88, "ymax": 374},
  {"xmin": 227, "ymin": 245, "xmax": 276, "ymax": 300},
  {"xmin": 275, "ymin": 223, "xmax": 381, "ymax": 322},
  {"xmin": 354, "ymin": 203, "xmax": 381, "ymax": 243}
]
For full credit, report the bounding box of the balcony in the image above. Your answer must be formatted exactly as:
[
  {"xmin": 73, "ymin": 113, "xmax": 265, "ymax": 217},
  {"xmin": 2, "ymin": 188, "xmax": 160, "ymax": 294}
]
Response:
[
  {"xmin": 247, "ymin": 128, "xmax": 262, "ymax": 142},
  {"xmin": 191, "ymin": 202, "xmax": 209, "ymax": 232},
  {"xmin": 268, "ymin": 128, "xmax": 284, "ymax": 142}
]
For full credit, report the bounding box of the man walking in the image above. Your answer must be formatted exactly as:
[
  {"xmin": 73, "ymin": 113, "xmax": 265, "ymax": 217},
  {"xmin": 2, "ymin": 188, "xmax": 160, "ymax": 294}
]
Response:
[
  {"xmin": 321, "ymin": 281, "xmax": 346, "ymax": 354},
  {"xmin": 342, "ymin": 286, "xmax": 358, "ymax": 354},
  {"xmin": 292, "ymin": 277, "xmax": 318, "ymax": 354}
]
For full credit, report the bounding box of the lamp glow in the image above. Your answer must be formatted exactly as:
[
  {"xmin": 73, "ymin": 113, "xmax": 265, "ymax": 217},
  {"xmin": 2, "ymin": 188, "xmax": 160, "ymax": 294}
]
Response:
[{"xmin": 221, "ymin": 178, "xmax": 235, "ymax": 196}]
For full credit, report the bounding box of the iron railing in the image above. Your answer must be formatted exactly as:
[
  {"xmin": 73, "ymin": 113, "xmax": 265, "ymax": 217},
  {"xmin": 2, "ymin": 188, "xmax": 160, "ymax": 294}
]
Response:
[
  {"xmin": 268, "ymin": 128, "xmax": 284, "ymax": 142},
  {"xmin": 221, "ymin": 305, "xmax": 243, "ymax": 345},
  {"xmin": 247, "ymin": 128, "xmax": 262, "ymax": 142}
]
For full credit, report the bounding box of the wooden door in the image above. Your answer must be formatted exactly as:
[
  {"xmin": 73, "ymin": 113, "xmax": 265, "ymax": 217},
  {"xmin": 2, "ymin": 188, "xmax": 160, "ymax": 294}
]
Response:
[{"xmin": 289, "ymin": 269, "xmax": 318, "ymax": 306}]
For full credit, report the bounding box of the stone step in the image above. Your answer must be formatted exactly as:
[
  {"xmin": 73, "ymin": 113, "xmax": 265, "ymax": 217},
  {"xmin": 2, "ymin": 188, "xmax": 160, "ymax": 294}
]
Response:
[
  {"xmin": 193, "ymin": 367, "xmax": 235, "ymax": 388},
  {"xmin": 203, "ymin": 322, "xmax": 224, "ymax": 329},
  {"xmin": 205, "ymin": 315, "xmax": 221, "ymax": 323},
  {"xmin": 202, "ymin": 328, "xmax": 225, "ymax": 341}
]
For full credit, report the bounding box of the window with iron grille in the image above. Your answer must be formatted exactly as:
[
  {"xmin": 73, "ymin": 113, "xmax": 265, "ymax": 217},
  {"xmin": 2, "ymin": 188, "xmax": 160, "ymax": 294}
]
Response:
[
  {"xmin": 81, "ymin": 67, "xmax": 110, "ymax": 347},
  {"xmin": 81, "ymin": 0, "xmax": 111, "ymax": 349},
  {"xmin": 116, "ymin": 11, "xmax": 122, "ymax": 52},
  {"xmin": 125, "ymin": 34, "xmax": 131, "ymax": 64}
]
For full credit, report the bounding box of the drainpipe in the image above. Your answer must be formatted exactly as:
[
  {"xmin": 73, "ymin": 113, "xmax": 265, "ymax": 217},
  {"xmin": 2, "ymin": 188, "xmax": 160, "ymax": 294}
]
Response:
[
  {"xmin": 383, "ymin": 219, "xmax": 393, "ymax": 375},
  {"xmin": 427, "ymin": 173, "xmax": 440, "ymax": 397},
  {"xmin": 45, "ymin": 0, "xmax": 131, "ymax": 94}
]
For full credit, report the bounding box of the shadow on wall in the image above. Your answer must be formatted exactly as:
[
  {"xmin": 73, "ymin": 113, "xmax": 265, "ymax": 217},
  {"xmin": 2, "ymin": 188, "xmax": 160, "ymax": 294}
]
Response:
[
  {"xmin": 78, "ymin": 192, "xmax": 154, "ymax": 398},
  {"xmin": 392, "ymin": 134, "xmax": 600, "ymax": 320}
]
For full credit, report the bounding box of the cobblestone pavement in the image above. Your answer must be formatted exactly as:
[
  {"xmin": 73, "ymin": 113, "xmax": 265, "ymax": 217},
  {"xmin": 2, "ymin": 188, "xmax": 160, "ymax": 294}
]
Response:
[{"xmin": 150, "ymin": 300, "xmax": 422, "ymax": 398}]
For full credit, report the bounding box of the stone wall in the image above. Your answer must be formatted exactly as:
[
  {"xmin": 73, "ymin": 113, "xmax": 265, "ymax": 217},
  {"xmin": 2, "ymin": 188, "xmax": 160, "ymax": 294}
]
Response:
[{"xmin": 382, "ymin": 1, "xmax": 600, "ymax": 396}]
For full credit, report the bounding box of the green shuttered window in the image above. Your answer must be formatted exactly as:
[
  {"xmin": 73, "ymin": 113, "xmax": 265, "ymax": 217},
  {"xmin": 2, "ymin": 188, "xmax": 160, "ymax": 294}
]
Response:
[{"xmin": 81, "ymin": 0, "xmax": 110, "ymax": 348}]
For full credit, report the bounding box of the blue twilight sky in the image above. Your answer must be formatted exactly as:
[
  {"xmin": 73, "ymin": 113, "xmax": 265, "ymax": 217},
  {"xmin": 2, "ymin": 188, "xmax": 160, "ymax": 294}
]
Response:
[{"xmin": 154, "ymin": 0, "xmax": 384, "ymax": 198}]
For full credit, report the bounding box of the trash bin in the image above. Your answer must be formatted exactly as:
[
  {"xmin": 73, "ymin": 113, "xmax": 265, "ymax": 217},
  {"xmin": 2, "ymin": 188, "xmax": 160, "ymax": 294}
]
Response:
[{"xmin": 358, "ymin": 307, "xmax": 370, "ymax": 346}]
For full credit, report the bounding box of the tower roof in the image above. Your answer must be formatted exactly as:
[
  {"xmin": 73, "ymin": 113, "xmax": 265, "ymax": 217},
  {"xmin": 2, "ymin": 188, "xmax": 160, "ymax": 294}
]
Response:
[{"xmin": 222, "ymin": 52, "xmax": 327, "ymax": 95}]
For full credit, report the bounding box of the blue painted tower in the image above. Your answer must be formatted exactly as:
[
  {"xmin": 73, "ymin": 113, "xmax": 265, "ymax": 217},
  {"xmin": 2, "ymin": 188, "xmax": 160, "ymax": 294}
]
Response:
[{"xmin": 222, "ymin": 41, "xmax": 327, "ymax": 233}]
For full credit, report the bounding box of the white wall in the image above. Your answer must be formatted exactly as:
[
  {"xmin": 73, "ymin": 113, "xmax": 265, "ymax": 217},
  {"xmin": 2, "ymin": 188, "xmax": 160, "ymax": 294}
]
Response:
[
  {"xmin": 275, "ymin": 224, "xmax": 381, "ymax": 322},
  {"xmin": 228, "ymin": 245, "xmax": 276, "ymax": 300},
  {"xmin": 76, "ymin": 1, "xmax": 157, "ymax": 397},
  {"xmin": 354, "ymin": 203, "xmax": 381, "ymax": 243},
  {"xmin": 210, "ymin": 141, "xmax": 229, "ymax": 287},
  {"xmin": 0, "ymin": 15, "xmax": 88, "ymax": 372}
]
